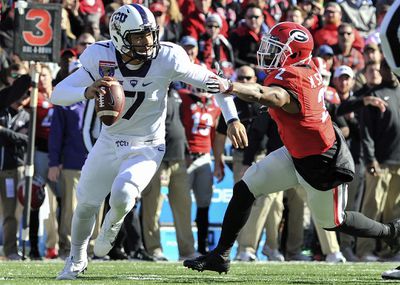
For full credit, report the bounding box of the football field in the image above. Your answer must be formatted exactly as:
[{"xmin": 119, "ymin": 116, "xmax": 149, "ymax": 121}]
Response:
[{"xmin": 0, "ymin": 260, "xmax": 398, "ymax": 284}]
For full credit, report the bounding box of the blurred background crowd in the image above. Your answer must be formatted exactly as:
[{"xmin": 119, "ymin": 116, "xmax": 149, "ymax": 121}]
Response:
[{"xmin": 0, "ymin": 0, "xmax": 399, "ymax": 264}]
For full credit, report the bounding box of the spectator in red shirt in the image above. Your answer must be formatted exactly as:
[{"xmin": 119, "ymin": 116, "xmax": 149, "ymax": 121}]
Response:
[
  {"xmin": 179, "ymin": 87, "xmax": 221, "ymax": 255},
  {"xmin": 229, "ymin": 4, "xmax": 267, "ymax": 70},
  {"xmin": 177, "ymin": 0, "xmax": 195, "ymax": 17},
  {"xmin": 198, "ymin": 14, "xmax": 235, "ymax": 78},
  {"xmin": 313, "ymin": 2, "xmax": 364, "ymax": 52},
  {"xmin": 243, "ymin": 0, "xmax": 276, "ymax": 28},
  {"xmin": 313, "ymin": 2, "xmax": 341, "ymax": 49},
  {"xmin": 296, "ymin": 0, "xmax": 323, "ymax": 34},
  {"xmin": 182, "ymin": 0, "xmax": 228, "ymax": 39},
  {"xmin": 332, "ymin": 23, "xmax": 365, "ymax": 73},
  {"xmin": 285, "ymin": 5, "xmax": 306, "ymax": 25},
  {"xmin": 79, "ymin": 0, "xmax": 104, "ymax": 39}
]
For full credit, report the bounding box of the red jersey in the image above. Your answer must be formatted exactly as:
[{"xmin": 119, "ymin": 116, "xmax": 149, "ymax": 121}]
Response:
[
  {"xmin": 266, "ymin": 65, "xmax": 335, "ymax": 158},
  {"xmin": 180, "ymin": 92, "xmax": 221, "ymax": 154},
  {"xmin": 324, "ymin": 86, "xmax": 340, "ymax": 105},
  {"xmin": 36, "ymin": 92, "xmax": 54, "ymax": 142}
]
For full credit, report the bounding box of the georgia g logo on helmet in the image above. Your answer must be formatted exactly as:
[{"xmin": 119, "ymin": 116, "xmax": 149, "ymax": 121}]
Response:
[{"xmin": 289, "ymin": 29, "xmax": 309, "ymax": 42}]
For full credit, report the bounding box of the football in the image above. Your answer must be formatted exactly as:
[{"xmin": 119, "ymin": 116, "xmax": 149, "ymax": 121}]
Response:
[{"xmin": 95, "ymin": 82, "xmax": 125, "ymax": 126}]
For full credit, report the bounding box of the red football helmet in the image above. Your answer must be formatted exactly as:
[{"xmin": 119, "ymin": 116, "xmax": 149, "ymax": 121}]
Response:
[
  {"xmin": 17, "ymin": 176, "xmax": 46, "ymax": 210},
  {"xmin": 257, "ymin": 22, "xmax": 314, "ymax": 70}
]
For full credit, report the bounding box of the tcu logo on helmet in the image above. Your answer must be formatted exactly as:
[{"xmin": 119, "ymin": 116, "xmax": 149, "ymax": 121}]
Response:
[
  {"xmin": 289, "ymin": 30, "xmax": 309, "ymax": 42},
  {"xmin": 112, "ymin": 12, "xmax": 128, "ymax": 23}
]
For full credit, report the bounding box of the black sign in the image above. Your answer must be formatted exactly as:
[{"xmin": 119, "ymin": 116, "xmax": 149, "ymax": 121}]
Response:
[{"xmin": 14, "ymin": 3, "xmax": 62, "ymax": 62}]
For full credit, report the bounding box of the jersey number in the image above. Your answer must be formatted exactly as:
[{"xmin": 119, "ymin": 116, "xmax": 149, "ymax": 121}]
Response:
[
  {"xmin": 318, "ymin": 88, "xmax": 329, "ymax": 123},
  {"xmin": 191, "ymin": 112, "xmax": 214, "ymax": 136},
  {"xmin": 274, "ymin": 68, "xmax": 286, "ymax": 80},
  {"xmin": 122, "ymin": 91, "xmax": 145, "ymax": 120}
]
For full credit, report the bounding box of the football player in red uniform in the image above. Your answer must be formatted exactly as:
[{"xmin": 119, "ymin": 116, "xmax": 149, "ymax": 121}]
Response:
[
  {"xmin": 184, "ymin": 21, "xmax": 398, "ymax": 274},
  {"xmin": 180, "ymin": 87, "xmax": 221, "ymax": 255}
]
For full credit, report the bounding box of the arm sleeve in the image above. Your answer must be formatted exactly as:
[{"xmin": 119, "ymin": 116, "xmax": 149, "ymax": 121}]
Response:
[
  {"xmin": 51, "ymin": 67, "xmax": 93, "ymax": 106},
  {"xmin": 51, "ymin": 46, "xmax": 96, "ymax": 106},
  {"xmin": 213, "ymin": 93, "xmax": 239, "ymax": 123}
]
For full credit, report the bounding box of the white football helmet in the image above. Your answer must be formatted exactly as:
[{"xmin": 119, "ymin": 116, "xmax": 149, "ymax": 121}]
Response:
[{"xmin": 109, "ymin": 4, "xmax": 160, "ymax": 62}]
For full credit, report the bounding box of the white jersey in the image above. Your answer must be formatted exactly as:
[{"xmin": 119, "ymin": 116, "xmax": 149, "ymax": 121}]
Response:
[{"xmin": 52, "ymin": 40, "xmax": 238, "ymax": 142}]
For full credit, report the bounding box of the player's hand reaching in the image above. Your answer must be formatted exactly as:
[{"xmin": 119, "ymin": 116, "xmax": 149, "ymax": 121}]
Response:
[
  {"xmin": 84, "ymin": 76, "xmax": 116, "ymax": 99},
  {"xmin": 206, "ymin": 62, "xmax": 233, "ymax": 94},
  {"xmin": 205, "ymin": 75, "xmax": 232, "ymax": 94},
  {"xmin": 227, "ymin": 120, "xmax": 248, "ymax": 149}
]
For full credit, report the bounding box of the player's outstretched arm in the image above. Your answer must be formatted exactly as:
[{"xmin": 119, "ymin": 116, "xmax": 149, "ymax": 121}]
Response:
[{"xmin": 230, "ymin": 82, "xmax": 291, "ymax": 108}]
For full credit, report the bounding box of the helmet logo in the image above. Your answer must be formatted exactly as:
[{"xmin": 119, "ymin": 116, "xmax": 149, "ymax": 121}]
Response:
[
  {"xmin": 112, "ymin": 12, "xmax": 128, "ymax": 23},
  {"xmin": 111, "ymin": 21, "xmax": 121, "ymax": 34},
  {"xmin": 289, "ymin": 29, "xmax": 308, "ymax": 42}
]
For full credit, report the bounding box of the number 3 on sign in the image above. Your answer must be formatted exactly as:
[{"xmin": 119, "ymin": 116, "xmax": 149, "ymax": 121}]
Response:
[{"xmin": 23, "ymin": 9, "xmax": 53, "ymax": 46}]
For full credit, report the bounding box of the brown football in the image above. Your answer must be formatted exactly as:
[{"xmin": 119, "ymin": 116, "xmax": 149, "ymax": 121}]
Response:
[{"xmin": 95, "ymin": 82, "xmax": 125, "ymax": 126}]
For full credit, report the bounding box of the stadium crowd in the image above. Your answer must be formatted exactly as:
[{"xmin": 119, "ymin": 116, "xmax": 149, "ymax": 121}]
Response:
[{"xmin": 0, "ymin": 0, "xmax": 399, "ymax": 268}]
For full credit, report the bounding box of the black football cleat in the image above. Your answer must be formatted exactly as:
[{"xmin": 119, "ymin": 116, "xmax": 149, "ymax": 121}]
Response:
[
  {"xmin": 183, "ymin": 251, "xmax": 230, "ymax": 274},
  {"xmin": 384, "ymin": 218, "xmax": 400, "ymax": 253}
]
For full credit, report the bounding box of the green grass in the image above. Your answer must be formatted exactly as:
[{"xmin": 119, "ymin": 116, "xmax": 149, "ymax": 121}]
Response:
[{"xmin": 0, "ymin": 260, "xmax": 398, "ymax": 284}]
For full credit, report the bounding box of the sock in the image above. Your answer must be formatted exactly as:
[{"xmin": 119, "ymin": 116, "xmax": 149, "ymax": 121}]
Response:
[
  {"xmin": 70, "ymin": 203, "xmax": 99, "ymax": 262},
  {"xmin": 196, "ymin": 207, "xmax": 209, "ymax": 254},
  {"xmin": 327, "ymin": 211, "xmax": 391, "ymax": 238},
  {"xmin": 29, "ymin": 210, "xmax": 40, "ymax": 252},
  {"xmin": 215, "ymin": 181, "xmax": 255, "ymax": 257}
]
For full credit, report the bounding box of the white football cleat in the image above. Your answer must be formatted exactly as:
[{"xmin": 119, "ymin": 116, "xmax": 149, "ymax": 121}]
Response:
[
  {"xmin": 382, "ymin": 266, "xmax": 400, "ymax": 280},
  {"xmin": 325, "ymin": 251, "xmax": 346, "ymax": 263},
  {"xmin": 56, "ymin": 256, "xmax": 88, "ymax": 280},
  {"xmin": 234, "ymin": 251, "xmax": 258, "ymax": 262},
  {"xmin": 94, "ymin": 222, "xmax": 122, "ymax": 257},
  {"xmin": 262, "ymin": 245, "xmax": 285, "ymax": 261}
]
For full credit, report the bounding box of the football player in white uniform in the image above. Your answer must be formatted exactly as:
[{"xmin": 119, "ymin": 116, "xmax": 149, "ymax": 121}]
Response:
[
  {"xmin": 380, "ymin": 0, "xmax": 400, "ymax": 280},
  {"xmin": 53, "ymin": 4, "xmax": 247, "ymax": 280}
]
